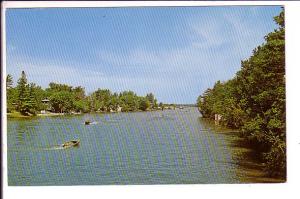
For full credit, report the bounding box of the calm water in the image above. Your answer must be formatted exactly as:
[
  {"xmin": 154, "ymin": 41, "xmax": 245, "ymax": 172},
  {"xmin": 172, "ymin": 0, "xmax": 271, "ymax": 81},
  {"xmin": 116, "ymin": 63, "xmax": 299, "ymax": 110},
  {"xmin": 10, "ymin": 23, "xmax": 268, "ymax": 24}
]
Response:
[{"xmin": 7, "ymin": 108, "xmax": 241, "ymax": 185}]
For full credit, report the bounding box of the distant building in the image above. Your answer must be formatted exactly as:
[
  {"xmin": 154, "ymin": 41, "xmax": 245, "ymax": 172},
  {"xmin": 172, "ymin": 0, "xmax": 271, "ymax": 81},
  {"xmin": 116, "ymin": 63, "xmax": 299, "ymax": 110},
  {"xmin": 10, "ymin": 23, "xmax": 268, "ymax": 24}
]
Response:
[
  {"xmin": 117, "ymin": 106, "xmax": 122, "ymax": 112},
  {"xmin": 215, "ymin": 114, "xmax": 222, "ymax": 125},
  {"xmin": 41, "ymin": 98, "xmax": 51, "ymax": 112},
  {"xmin": 41, "ymin": 99, "xmax": 50, "ymax": 103}
]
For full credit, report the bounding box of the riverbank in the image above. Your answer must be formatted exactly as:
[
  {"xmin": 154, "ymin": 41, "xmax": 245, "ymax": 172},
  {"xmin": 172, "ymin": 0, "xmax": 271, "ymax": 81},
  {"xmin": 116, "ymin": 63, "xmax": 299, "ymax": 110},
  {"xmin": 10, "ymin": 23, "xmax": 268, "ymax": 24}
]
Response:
[
  {"xmin": 199, "ymin": 118, "xmax": 285, "ymax": 183},
  {"xmin": 7, "ymin": 108, "xmax": 168, "ymax": 119},
  {"xmin": 7, "ymin": 111, "xmax": 33, "ymax": 118},
  {"xmin": 7, "ymin": 111, "xmax": 73, "ymax": 118},
  {"xmin": 37, "ymin": 112, "xmax": 66, "ymax": 117},
  {"xmin": 230, "ymin": 137, "xmax": 286, "ymax": 183}
]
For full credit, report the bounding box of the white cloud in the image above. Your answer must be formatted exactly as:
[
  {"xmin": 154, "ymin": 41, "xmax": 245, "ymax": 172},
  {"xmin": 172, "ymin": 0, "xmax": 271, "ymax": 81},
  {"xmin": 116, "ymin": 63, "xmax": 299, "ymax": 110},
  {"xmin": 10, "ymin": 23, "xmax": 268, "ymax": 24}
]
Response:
[
  {"xmin": 97, "ymin": 48, "xmax": 162, "ymax": 67},
  {"xmin": 6, "ymin": 8, "xmax": 278, "ymax": 103},
  {"xmin": 7, "ymin": 56, "xmax": 105, "ymax": 90},
  {"xmin": 190, "ymin": 18, "xmax": 225, "ymax": 49}
]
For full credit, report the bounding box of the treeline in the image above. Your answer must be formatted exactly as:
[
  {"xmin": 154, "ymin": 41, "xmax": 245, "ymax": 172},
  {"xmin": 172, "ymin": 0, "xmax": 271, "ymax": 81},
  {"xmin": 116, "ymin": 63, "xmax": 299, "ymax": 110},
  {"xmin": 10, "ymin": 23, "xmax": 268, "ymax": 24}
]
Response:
[
  {"xmin": 6, "ymin": 71, "xmax": 163, "ymax": 115},
  {"xmin": 197, "ymin": 10, "xmax": 285, "ymax": 177}
]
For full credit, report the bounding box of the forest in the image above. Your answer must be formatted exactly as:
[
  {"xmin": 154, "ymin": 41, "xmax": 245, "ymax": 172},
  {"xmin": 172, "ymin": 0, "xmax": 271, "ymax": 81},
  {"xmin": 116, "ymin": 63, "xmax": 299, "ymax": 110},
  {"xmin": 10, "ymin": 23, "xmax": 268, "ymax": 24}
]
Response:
[
  {"xmin": 197, "ymin": 10, "xmax": 285, "ymax": 177},
  {"xmin": 6, "ymin": 71, "xmax": 168, "ymax": 116}
]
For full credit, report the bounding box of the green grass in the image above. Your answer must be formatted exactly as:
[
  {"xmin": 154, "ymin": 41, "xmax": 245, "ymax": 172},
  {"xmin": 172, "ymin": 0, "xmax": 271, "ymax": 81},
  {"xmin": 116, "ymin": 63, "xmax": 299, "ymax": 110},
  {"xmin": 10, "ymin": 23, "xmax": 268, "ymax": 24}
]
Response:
[{"xmin": 7, "ymin": 111, "xmax": 32, "ymax": 118}]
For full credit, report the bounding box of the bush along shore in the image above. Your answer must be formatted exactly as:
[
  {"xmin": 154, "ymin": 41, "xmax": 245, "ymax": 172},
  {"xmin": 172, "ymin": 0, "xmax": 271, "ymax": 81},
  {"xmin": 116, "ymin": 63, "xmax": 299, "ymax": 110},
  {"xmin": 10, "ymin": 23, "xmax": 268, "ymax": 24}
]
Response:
[
  {"xmin": 197, "ymin": 10, "xmax": 286, "ymax": 178},
  {"xmin": 6, "ymin": 71, "xmax": 173, "ymax": 118}
]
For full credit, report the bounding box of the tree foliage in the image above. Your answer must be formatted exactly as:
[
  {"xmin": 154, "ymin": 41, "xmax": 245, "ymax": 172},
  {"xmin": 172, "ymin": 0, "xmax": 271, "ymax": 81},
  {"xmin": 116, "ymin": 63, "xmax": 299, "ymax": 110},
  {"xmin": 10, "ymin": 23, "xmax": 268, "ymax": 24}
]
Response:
[
  {"xmin": 16, "ymin": 71, "xmax": 35, "ymax": 115},
  {"xmin": 7, "ymin": 73, "xmax": 162, "ymax": 114},
  {"xmin": 49, "ymin": 91, "xmax": 74, "ymax": 113},
  {"xmin": 6, "ymin": 74, "xmax": 13, "ymax": 89},
  {"xmin": 6, "ymin": 75, "xmax": 17, "ymax": 113},
  {"xmin": 139, "ymin": 98, "xmax": 151, "ymax": 111},
  {"xmin": 197, "ymin": 10, "xmax": 285, "ymax": 177}
]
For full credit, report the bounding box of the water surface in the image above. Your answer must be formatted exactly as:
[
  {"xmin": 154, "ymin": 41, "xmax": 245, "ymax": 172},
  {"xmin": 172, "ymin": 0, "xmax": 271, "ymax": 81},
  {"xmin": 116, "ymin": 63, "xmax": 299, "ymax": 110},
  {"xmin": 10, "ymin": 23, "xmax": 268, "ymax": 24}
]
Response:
[{"xmin": 7, "ymin": 108, "xmax": 241, "ymax": 185}]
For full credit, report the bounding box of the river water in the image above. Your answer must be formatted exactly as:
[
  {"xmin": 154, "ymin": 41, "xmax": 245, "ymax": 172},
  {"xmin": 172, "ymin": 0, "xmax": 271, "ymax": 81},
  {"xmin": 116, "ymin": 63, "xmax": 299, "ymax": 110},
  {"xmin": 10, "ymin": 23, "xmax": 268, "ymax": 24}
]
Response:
[{"xmin": 7, "ymin": 107, "xmax": 244, "ymax": 185}]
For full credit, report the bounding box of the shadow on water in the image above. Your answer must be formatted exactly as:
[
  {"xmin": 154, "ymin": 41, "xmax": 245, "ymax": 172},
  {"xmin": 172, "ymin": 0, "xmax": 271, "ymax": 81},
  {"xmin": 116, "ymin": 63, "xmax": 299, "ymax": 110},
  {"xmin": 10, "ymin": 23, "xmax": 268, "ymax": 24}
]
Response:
[
  {"xmin": 8, "ymin": 110, "xmax": 285, "ymax": 185},
  {"xmin": 198, "ymin": 117, "xmax": 285, "ymax": 183},
  {"xmin": 229, "ymin": 138, "xmax": 286, "ymax": 183}
]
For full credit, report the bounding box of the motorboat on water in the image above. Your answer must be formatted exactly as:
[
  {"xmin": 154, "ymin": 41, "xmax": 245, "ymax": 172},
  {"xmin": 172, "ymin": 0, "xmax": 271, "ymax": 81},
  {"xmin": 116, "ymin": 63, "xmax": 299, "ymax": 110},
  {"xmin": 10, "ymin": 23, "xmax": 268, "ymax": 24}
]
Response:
[{"xmin": 62, "ymin": 140, "xmax": 80, "ymax": 148}]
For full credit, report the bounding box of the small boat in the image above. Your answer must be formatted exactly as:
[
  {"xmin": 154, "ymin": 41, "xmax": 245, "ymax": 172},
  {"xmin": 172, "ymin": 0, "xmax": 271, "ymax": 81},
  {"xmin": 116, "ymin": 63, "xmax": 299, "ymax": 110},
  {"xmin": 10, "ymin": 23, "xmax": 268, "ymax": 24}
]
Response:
[
  {"xmin": 85, "ymin": 120, "xmax": 91, "ymax": 125},
  {"xmin": 62, "ymin": 140, "xmax": 80, "ymax": 148}
]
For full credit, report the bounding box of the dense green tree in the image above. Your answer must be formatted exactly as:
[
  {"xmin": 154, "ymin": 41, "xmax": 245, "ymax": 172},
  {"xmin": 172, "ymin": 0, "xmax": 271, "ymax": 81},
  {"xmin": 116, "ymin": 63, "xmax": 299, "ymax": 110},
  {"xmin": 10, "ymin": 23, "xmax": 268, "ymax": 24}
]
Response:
[
  {"xmin": 29, "ymin": 83, "xmax": 49, "ymax": 111},
  {"xmin": 16, "ymin": 71, "xmax": 35, "ymax": 115},
  {"xmin": 49, "ymin": 91, "xmax": 74, "ymax": 113},
  {"xmin": 73, "ymin": 99, "xmax": 89, "ymax": 113},
  {"xmin": 6, "ymin": 74, "xmax": 18, "ymax": 112},
  {"xmin": 6, "ymin": 88, "xmax": 18, "ymax": 113},
  {"xmin": 72, "ymin": 86, "xmax": 85, "ymax": 100},
  {"xmin": 139, "ymin": 98, "xmax": 151, "ymax": 111},
  {"xmin": 197, "ymin": 10, "xmax": 285, "ymax": 177},
  {"xmin": 108, "ymin": 93, "xmax": 120, "ymax": 111},
  {"xmin": 146, "ymin": 93, "xmax": 155, "ymax": 104},
  {"xmin": 119, "ymin": 91, "xmax": 139, "ymax": 112},
  {"xmin": 47, "ymin": 82, "xmax": 73, "ymax": 93},
  {"xmin": 146, "ymin": 93, "xmax": 158, "ymax": 108},
  {"xmin": 6, "ymin": 74, "xmax": 13, "ymax": 89},
  {"xmin": 153, "ymin": 99, "xmax": 158, "ymax": 109},
  {"xmin": 8, "ymin": 76, "xmax": 162, "ymax": 114},
  {"xmin": 92, "ymin": 89, "xmax": 112, "ymax": 111},
  {"xmin": 17, "ymin": 71, "xmax": 27, "ymax": 99},
  {"xmin": 28, "ymin": 83, "xmax": 38, "ymax": 114}
]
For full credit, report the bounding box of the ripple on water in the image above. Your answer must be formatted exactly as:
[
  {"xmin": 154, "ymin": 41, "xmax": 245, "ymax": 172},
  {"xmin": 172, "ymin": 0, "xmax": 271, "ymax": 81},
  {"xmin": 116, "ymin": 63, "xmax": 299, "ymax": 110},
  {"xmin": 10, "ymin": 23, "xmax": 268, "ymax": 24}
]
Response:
[{"xmin": 8, "ymin": 108, "xmax": 243, "ymax": 185}]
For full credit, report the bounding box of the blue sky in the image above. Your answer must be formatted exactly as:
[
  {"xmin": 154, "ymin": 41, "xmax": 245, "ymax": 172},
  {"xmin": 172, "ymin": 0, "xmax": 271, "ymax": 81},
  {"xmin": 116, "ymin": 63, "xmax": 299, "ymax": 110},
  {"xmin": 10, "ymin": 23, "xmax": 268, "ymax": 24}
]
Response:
[{"xmin": 6, "ymin": 6, "xmax": 282, "ymax": 104}]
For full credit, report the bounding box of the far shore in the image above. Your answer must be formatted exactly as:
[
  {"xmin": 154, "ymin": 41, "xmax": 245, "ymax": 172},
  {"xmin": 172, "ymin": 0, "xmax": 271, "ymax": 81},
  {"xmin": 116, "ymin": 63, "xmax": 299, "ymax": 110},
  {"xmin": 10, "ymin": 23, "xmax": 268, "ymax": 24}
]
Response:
[
  {"xmin": 7, "ymin": 111, "xmax": 67, "ymax": 118},
  {"xmin": 7, "ymin": 107, "xmax": 185, "ymax": 119},
  {"xmin": 7, "ymin": 111, "xmax": 87, "ymax": 118},
  {"xmin": 37, "ymin": 112, "xmax": 67, "ymax": 117}
]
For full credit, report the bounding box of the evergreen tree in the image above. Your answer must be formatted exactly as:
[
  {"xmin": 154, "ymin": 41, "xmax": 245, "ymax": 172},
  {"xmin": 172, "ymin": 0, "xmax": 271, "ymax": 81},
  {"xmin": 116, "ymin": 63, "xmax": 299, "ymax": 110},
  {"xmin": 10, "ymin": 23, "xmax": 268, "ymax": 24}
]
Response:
[
  {"xmin": 17, "ymin": 71, "xmax": 34, "ymax": 115},
  {"xmin": 28, "ymin": 83, "xmax": 38, "ymax": 113},
  {"xmin": 6, "ymin": 74, "xmax": 16, "ymax": 112},
  {"xmin": 6, "ymin": 74, "xmax": 13, "ymax": 89}
]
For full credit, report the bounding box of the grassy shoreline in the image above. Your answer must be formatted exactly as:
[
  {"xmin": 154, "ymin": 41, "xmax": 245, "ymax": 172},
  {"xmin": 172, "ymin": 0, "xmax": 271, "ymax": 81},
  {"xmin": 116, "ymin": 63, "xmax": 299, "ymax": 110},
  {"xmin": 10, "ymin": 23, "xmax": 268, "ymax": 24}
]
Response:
[
  {"xmin": 7, "ymin": 109, "xmax": 167, "ymax": 119},
  {"xmin": 7, "ymin": 111, "xmax": 76, "ymax": 118},
  {"xmin": 7, "ymin": 111, "xmax": 33, "ymax": 118}
]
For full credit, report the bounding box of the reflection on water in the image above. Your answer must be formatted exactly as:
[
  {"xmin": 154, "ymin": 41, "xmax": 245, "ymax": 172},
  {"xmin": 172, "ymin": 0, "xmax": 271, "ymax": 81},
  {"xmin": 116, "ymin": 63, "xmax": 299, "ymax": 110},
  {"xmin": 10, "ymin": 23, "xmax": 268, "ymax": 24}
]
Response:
[{"xmin": 8, "ymin": 108, "xmax": 245, "ymax": 185}]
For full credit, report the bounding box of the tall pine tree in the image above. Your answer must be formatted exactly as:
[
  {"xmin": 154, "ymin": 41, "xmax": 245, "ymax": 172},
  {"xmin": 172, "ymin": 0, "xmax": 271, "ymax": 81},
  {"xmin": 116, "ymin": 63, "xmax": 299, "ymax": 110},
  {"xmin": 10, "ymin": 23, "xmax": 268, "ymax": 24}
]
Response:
[
  {"xmin": 6, "ymin": 74, "xmax": 17, "ymax": 112},
  {"xmin": 17, "ymin": 71, "xmax": 34, "ymax": 115}
]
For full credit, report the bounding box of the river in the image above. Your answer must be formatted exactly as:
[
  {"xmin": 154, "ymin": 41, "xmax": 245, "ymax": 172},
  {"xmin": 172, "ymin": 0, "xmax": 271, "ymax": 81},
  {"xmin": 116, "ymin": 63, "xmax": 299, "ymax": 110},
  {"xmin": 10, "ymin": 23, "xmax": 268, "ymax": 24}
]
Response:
[{"xmin": 7, "ymin": 107, "xmax": 271, "ymax": 185}]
